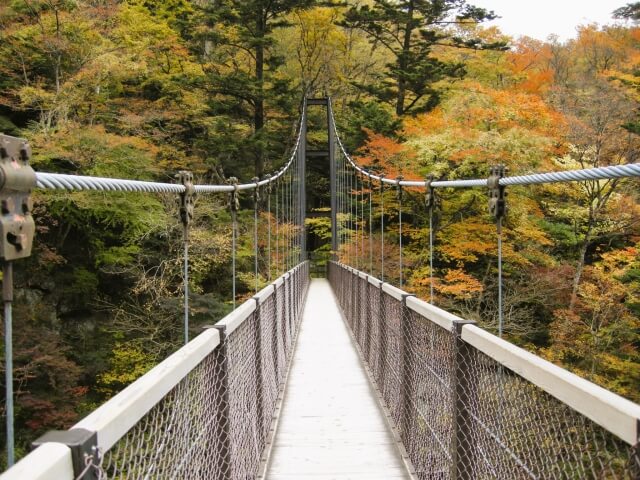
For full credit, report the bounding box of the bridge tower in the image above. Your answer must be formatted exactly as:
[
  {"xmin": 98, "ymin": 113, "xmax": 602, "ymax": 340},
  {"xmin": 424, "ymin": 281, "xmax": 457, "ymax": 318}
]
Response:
[{"xmin": 304, "ymin": 97, "xmax": 338, "ymax": 263}]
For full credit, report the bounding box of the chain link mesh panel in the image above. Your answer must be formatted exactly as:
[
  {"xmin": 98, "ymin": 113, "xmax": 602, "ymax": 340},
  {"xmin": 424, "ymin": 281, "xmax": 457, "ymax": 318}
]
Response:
[
  {"xmin": 327, "ymin": 261, "xmax": 640, "ymax": 480},
  {"xmin": 86, "ymin": 262, "xmax": 309, "ymax": 480}
]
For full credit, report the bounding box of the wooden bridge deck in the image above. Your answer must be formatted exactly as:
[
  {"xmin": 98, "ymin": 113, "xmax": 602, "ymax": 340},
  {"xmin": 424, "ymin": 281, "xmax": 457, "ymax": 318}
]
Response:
[{"xmin": 265, "ymin": 278, "xmax": 411, "ymax": 479}]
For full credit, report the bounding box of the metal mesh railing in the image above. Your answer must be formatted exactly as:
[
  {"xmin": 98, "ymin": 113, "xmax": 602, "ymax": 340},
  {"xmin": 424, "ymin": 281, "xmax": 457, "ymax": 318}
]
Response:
[
  {"xmin": 6, "ymin": 262, "xmax": 310, "ymax": 480},
  {"xmin": 328, "ymin": 261, "xmax": 640, "ymax": 480},
  {"xmin": 96, "ymin": 262, "xmax": 309, "ymax": 479}
]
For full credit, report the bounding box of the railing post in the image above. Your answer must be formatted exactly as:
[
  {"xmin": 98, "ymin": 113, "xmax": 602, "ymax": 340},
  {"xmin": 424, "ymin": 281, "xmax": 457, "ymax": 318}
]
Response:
[
  {"xmin": 400, "ymin": 293, "xmax": 416, "ymax": 445},
  {"xmin": 32, "ymin": 429, "xmax": 98, "ymax": 480},
  {"xmin": 252, "ymin": 297, "xmax": 265, "ymax": 448},
  {"xmin": 451, "ymin": 321, "xmax": 477, "ymax": 480},
  {"xmin": 213, "ymin": 325, "xmax": 233, "ymax": 480},
  {"xmin": 272, "ymin": 283, "xmax": 281, "ymax": 385}
]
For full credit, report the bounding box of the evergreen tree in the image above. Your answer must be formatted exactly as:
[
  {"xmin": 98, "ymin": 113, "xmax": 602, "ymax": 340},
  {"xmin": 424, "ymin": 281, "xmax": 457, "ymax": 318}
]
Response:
[
  {"xmin": 195, "ymin": 0, "xmax": 316, "ymax": 177},
  {"xmin": 342, "ymin": 0, "xmax": 507, "ymax": 115}
]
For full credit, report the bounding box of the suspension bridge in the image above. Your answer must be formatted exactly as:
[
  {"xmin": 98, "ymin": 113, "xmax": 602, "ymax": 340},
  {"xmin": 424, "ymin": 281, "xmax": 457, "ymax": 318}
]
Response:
[{"xmin": 0, "ymin": 98, "xmax": 639, "ymax": 479}]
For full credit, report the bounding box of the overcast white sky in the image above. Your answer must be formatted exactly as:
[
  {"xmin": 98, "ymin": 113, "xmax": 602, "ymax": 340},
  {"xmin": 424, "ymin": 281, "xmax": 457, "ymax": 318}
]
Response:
[{"xmin": 471, "ymin": 1, "xmax": 627, "ymax": 41}]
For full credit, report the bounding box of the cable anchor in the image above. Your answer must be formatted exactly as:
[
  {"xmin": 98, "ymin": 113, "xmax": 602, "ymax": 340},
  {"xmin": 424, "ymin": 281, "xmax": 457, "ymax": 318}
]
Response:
[
  {"xmin": 488, "ymin": 165, "xmax": 507, "ymax": 220},
  {"xmin": 0, "ymin": 135, "xmax": 36, "ymax": 261}
]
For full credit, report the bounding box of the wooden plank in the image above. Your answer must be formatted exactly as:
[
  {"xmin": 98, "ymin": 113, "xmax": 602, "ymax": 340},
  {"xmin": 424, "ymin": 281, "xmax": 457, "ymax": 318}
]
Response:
[{"xmin": 266, "ymin": 279, "xmax": 411, "ymax": 479}]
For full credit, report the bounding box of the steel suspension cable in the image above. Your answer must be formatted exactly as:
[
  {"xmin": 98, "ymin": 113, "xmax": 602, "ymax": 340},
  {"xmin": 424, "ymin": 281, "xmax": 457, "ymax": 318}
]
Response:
[{"xmin": 327, "ymin": 99, "xmax": 640, "ymax": 189}]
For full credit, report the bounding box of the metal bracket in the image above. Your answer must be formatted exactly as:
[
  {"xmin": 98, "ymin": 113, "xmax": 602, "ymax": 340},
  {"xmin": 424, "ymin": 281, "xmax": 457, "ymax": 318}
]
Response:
[
  {"xmin": 176, "ymin": 171, "xmax": 195, "ymax": 228},
  {"xmin": 425, "ymin": 174, "xmax": 439, "ymax": 211},
  {"xmin": 379, "ymin": 174, "xmax": 385, "ymax": 193},
  {"xmin": 252, "ymin": 176, "xmax": 260, "ymax": 205},
  {"xmin": 396, "ymin": 176, "xmax": 404, "ymax": 201},
  {"xmin": 488, "ymin": 165, "xmax": 507, "ymax": 220},
  {"xmin": 265, "ymin": 174, "xmax": 272, "ymax": 195},
  {"xmin": 228, "ymin": 177, "xmax": 239, "ymax": 212},
  {"xmin": 0, "ymin": 134, "xmax": 36, "ymax": 261},
  {"xmin": 32, "ymin": 428, "xmax": 99, "ymax": 480}
]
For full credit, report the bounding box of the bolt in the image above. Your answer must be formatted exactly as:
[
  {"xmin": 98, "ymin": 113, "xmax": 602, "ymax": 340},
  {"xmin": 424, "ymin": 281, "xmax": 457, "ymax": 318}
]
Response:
[
  {"xmin": 2, "ymin": 198, "xmax": 14, "ymax": 214},
  {"xmin": 22, "ymin": 198, "xmax": 33, "ymax": 215}
]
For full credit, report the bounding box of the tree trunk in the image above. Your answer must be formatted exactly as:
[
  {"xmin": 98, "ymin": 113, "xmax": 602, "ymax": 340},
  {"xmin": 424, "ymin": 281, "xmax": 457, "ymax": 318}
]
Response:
[
  {"xmin": 570, "ymin": 220, "xmax": 594, "ymax": 311},
  {"xmin": 395, "ymin": 1, "xmax": 414, "ymax": 116},
  {"xmin": 254, "ymin": 14, "xmax": 265, "ymax": 178}
]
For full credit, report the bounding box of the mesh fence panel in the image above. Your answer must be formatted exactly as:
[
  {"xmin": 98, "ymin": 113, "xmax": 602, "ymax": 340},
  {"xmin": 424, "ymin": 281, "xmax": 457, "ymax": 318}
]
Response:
[
  {"xmin": 91, "ymin": 262, "xmax": 309, "ymax": 480},
  {"xmin": 327, "ymin": 262, "xmax": 640, "ymax": 480},
  {"xmin": 99, "ymin": 346, "xmax": 229, "ymax": 479},
  {"xmin": 456, "ymin": 345, "xmax": 640, "ymax": 479}
]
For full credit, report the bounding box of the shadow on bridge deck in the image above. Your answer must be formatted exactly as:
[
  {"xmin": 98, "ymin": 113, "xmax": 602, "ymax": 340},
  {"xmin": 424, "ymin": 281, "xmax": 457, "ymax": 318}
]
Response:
[{"xmin": 265, "ymin": 278, "xmax": 412, "ymax": 479}]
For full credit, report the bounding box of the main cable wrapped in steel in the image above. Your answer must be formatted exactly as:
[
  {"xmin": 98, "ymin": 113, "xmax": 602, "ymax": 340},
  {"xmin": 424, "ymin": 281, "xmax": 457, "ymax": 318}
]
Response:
[
  {"xmin": 34, "ymin": 107, "xmax": 307, "ymax": 194},
  {"xmin": 327, "ymin": 98, "xmax": 640, "ymax": 189}
]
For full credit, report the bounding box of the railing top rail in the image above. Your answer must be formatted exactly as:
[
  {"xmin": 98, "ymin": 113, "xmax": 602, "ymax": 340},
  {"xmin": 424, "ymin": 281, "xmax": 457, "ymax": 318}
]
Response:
[
  {"xmin": 74, "ymin": 327, "xmax": 221, "ymax": 451},
  {"xmin": 462, "ymin": 324, "xmax": 640, "ymax": 446},
  {"xmin": 2, "ymin": 261, "xmax": 309, "ymax": 479},
  {"xmin": 0, "ymin": 443, "xmax": 73, "ymax": 480}
]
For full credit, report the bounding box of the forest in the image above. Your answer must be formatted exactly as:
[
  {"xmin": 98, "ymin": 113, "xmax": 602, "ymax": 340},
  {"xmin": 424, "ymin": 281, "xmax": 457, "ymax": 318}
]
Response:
[{"xmin": 0, "ymin": 0, "xmax": 639, "ymax": 465}]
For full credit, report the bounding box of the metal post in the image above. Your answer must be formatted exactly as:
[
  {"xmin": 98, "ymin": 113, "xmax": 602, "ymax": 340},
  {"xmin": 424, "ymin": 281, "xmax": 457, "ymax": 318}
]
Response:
[
  {"xmin": 177, "ymin": 171, "xmax": 195, "ymax": 344},
  {"xmin": 425, "ymin": 175, "xmax": 438, "ymax": 305},
  {"xmin": 300, "ymin": 105, "xmax": 307, "ymax": 260},
  {"xmin": 400, "ymin": 293, "xmax": 416, "ymax": 446},
  {"xmin": 213, "ymin": 325, "xmax": 233, "ymax": 480},
  {"xmin": 368, "ymin": 174, "xmax": 373, "ymax": 275},
  {"xmin": 488, "ymin": 165, "xmax": 507, "ymax": 337},
  {"xmin": 266, "ymin": 175, "xmax": 272, "ymax": 281},
  {"xmin": 451, "ymin": 320, "xmax": 477, "ymax": 480},
  {"xmin": 397, "ymin": 177, "xmax": 403, "ymax": 288},
  {"xmin": 228, "ymin": 178, "xmax": 239, "ymax": 309},
  {"xmin": 3, "ymin": 261, "xmax": 14, "ymax": 467},
  {"xmin": 252, "ymin": 298, "xmax": 264, "ymax": 445},
  {"xmin": 380, "ymin": 176, "xmax": 385, "ymax": 282},
  {"xmin": 0, "ymin": 135, "xmax": 36, "ymax": 468},
  {"xmin": 253, "ymin": 177, "xmax": 260, "ymax": 294},
  {"xmin": 328, "ymin": 100, "xmax": 338, "ymax": 256}
]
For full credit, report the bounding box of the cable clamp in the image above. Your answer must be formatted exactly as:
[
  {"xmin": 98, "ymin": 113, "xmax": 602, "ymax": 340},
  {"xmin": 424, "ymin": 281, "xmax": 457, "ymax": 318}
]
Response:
[
  {"xmin": 0, "ymin": 134, "xmax": 36, "ymax": 261},
  {"xmin": 488, "ymin": 165, "xmax": 507, "ymax": 220},
  {"xmin": 228, "ymin": 177, "xmax": 239, "ymax": 212},
  {"xmin": 252, "ymin": 176, "xmax": 260, "ymax": 204},
  {"xmin": 396, "ymin": 176, "xmax": 404, "ymax": 201},
  {"xmin": 176, "ymin": 171, "xmax": 195, "ymax": 228},
  {"xmin": 425, "ymin": 174, "xmax": 439, "ymax": 211}
]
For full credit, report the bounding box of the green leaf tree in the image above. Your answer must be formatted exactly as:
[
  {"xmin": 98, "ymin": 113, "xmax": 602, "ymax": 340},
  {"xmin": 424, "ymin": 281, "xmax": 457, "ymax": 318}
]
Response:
[{"xmin": 342, "ymin": 0, "xmax": 507, "ymax": 115}]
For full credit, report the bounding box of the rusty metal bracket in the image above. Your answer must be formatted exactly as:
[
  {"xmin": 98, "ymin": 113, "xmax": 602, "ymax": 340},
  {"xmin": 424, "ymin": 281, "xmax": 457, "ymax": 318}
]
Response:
[
  {"xmin": 228, "ymin": 177, "xmax": 239, "ymax": 212},
  {"xmin": 488, "ymin": 165, "xmax": 507, "ymax": 220},
  {"xmin": 425, "ymin": 174, "xmax": 439, "ymax": 211},
  {"xmin": 176, "ymin": 171, "xmax": 195, "ymax": 229},
  {"xmin": 0, "ymin": 135, "xmax": 36, "ymax": 261},
  {"xmin": 396, "ymin": 176, "xmax": 404, "ymax": 200},
  {"xmin": 252, "ymin": 176, "xmax": 260, "ymax": 205}
]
